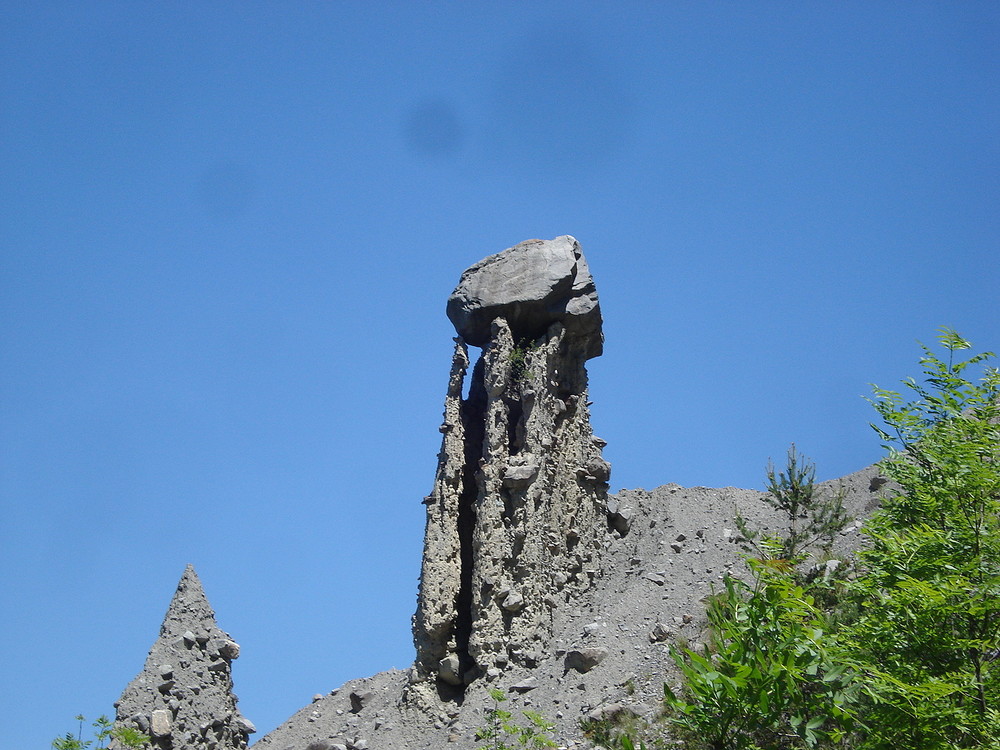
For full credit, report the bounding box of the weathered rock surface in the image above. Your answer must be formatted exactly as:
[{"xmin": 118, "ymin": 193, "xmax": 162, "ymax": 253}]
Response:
[
  {"xmin": 113, "ymin": 565, "xmax": 254, "ymax": 750},
  {"xmin": 254, "ymin": 467, "xmax": 886, "ymax": 750},
  {"xmin": 411, "ymin": 238, "xmax": 612, "ymax": 710},
  {"xmin": 249, "ymin": 237, "xmax": 890, "ymax": 749},
  {"xmin": 446, "ymin": 235, "xmax": 603, "ymax": 359}
]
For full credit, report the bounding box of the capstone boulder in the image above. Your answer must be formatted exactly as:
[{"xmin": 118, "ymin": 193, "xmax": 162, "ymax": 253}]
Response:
[{"xmin": 446, "ymin": 235, "xmax": 602, "ymax": 359}]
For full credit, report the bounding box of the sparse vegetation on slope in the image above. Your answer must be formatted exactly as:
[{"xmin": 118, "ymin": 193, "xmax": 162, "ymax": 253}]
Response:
[
  {"xmin": 476, "ymin": 689, "xmax": 557, "ymax": 750},
  {"xmin": 630, "ymin": 329, "xmax": 1000, "ymax": 750}
]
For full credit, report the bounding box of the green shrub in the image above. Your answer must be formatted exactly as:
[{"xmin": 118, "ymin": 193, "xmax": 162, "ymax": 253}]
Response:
[
  {"xmin": 664, "ymin": 549, "xmax": 858, "ymax": 749},
  {"xmin": 843, "ymin": 328, "xmax": 1000, "ymax": 749},
  {"xmin": 52, "ymin": 715, "xmax": 150, "ymax": 750},
  {"xmin": 476, "ymin": 689, "xmax": 557, "ymax": 750}
]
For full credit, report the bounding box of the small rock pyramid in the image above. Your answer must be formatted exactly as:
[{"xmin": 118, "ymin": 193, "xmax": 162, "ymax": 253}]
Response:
[{"xmin": 114, "ymin": 565, "xmax": 255, "ymax": 750}]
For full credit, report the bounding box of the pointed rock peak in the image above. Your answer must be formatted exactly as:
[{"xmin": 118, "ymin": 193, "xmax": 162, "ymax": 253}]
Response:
[
  {"xmin": 115, "ymin": 566, "xmax": 253, "ymax": 750},
  {"xmin": 160, "ymin": 563, "xmax": 217, "ymax": 639}
]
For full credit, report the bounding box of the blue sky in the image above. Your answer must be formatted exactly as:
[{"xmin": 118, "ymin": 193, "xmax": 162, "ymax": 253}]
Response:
[{"xmin": 2, "ymin": 3, "xmax": 998, "ymax": 747}]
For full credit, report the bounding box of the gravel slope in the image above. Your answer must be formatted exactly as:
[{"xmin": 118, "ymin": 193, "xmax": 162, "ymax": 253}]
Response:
[{"xmin": 253, "ymin": 464, "xmax": 886, "ymax": 750}]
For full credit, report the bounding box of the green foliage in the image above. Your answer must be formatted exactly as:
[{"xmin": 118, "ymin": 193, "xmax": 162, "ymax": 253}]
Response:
[
  {"xmin": 509, "ymin": 338, "xmax": 539, "ymax": 386},
  {"xmin": 476, "ymin": 689, "xmax": 557, "ymax": 750},
  {"xmin": 53, "ymin": 715, "xmax": 150, "ymax": 750},
  {"xmin": 580, "ymin": 716, "xmax": 620, "ymax": 748},
  {"xmin": 844, "ymin": 328, "xmax": 1000, "ymax": 749},
  {"xmin": 626, "ymin": 328, "xmax": 1000, "ymax": 750},
  {"xmin": 581, "ymin": 708, "xmax": 650, "ymax": 750},
  {"xmin": 663, "ymin": 550, "xmax": 858, "ymax": 750},
  {"xmin": 640, "ymin": 448, "xmax": 860, "ymax": 750},
  {"xmin": 618, "ymin": 735, "xmax": 648, "ymax": 750},
  {"xmin": 737, "ymin": 444, "xmax": 850, "ymax": 564}
]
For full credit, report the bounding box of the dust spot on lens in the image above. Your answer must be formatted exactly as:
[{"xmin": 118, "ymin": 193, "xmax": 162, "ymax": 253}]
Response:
[{"xmin": 403, "ymin": 98, "xmax": 464, "ymax": 157}]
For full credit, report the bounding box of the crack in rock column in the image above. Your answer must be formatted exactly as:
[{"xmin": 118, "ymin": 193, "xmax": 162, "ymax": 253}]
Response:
[{"xmin": 411, "ymin": 236, "xmax": 611, "ymax": 698}]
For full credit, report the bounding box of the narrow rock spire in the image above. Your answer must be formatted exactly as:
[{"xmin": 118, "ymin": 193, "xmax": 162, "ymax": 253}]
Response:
[
  {"xmin": 411, "ymin": 236, "xmax": 611, "ymax": 700},
  {"xmin": 114, "ymin": 565, "xmax": 255, "ymax": 750}
]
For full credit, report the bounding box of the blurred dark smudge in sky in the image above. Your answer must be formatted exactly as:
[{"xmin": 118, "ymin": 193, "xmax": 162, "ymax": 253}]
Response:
[
  {"xmin": 402, "ymin": 97, "xmax": 464, "ymax": 157},
  {"xmin": 487, "ymin": 32, "xmax": 634, "ymax": 177}
]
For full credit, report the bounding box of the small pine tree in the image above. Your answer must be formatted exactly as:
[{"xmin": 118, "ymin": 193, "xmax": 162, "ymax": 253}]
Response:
[{"xmin": 737, "ymin": 444, "xmax": 850, "ymax": 566}]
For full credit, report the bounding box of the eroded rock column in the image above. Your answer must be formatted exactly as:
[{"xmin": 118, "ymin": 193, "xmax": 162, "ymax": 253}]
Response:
[{"xmin": 412, "ymin": 236, "xmax": 611, "ymax": 696}]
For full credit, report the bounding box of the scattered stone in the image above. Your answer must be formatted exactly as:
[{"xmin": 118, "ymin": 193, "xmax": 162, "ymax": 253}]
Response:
[
  {"xmin": 585, "ymin": 457, "xmax": 612, "ymax": 483},
  {"xmin": 565, "ymin": 648, "xmax": 609, "ymax": 674},
  {"xmin": 500, "ymin": 589, "xmax": 524, "ymax": 613},
  {"xmin": 150, "ymin": 709, "xmax": 171, "ymax": 737},
  {"xmin": 235, "ymin": 717, "xmax": 256, "ymax": 735},
  {"xmin": 349, "ymin": 690, "xmax": 374, "ymax": 713},
  {"xmin": 503, "ymin": 462, "xmax": 539, "ymax": 489},
  {"xmin": 510, "ymin": 677, "xmax": 539, "ymax": 693},
  {"xmin": 649, "ymin": 623, "xmax": 673, "ymax": 643},
  {"xmin": 606, "ymin": 497, "xmax": 634, "ymax": 535},
  {"xmin": 438, "ymin": 655, "xmax": 463, "ymax": 686}
]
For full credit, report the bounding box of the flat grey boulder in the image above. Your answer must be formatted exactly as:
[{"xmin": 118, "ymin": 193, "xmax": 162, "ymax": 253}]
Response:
[{"xmin": 446, "ymin": 236, "xmax": 602, "ymax": 359}]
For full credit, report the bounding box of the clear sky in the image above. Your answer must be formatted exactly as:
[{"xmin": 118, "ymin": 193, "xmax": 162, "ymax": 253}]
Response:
[{"xmin": 2, "ymin": 3, "xmax": 998, "ymax": 748}]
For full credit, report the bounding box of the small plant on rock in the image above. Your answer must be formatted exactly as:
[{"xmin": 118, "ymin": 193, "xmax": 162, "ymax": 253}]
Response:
[
  {"xmin": 476, "ymin": 688, "xmax": 557, "ymax": 750},
  {"xmin": 52, "ymin": 715, "xmax": 150, "ymax": 750},
  {"xmin": 508, "ymin": 338, "xmax": 539, "ymax": 386}
]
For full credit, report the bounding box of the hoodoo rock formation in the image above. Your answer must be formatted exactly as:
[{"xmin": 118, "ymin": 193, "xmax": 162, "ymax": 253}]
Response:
[
  {"xmin": 113, "ymin": 565, "xmax": 255, "ymax": 750},
  {"xmin": 120, "ymin": 236, "xmax": 888, "ymax": 750},
  {"xmin": 410, "ymin": 236, "xmax": 612, "ymax": 701}
]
